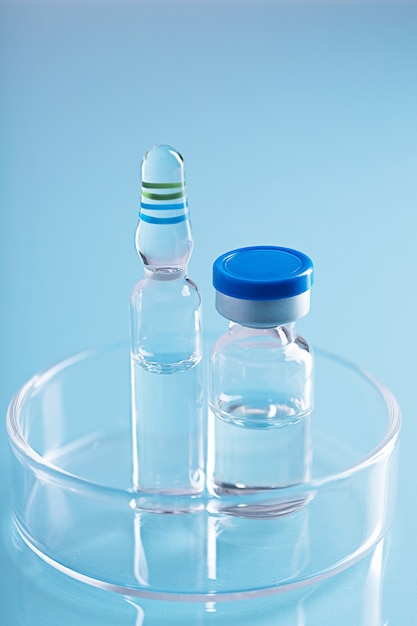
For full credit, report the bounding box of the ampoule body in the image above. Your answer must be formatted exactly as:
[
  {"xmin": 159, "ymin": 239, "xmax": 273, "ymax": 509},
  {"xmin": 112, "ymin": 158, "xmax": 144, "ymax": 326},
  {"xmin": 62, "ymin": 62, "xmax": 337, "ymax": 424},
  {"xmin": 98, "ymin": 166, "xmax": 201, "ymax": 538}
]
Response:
[{"xmin": 130, "ymin": 145, "xmax": 204, "ymax": 497}]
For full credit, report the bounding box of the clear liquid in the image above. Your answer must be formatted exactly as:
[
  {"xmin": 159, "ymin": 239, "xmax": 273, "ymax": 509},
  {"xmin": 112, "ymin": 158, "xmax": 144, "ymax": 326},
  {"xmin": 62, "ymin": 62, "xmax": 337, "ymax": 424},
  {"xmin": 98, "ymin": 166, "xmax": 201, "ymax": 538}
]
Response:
[
  {"xmin": 131, "ymin": 353, "xmax": 204, "ymax": 495},
  {"xmin": 209, "ymin": 399, "xmax": 311, "ymax": 495}
]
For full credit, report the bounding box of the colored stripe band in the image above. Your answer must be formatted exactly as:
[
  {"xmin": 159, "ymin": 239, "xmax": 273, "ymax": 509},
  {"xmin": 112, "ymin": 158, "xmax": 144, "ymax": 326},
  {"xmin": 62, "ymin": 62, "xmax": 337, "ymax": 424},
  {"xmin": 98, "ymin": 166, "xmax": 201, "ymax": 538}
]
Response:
[
  {"xmin": 142, "ymin": 190, "xmax": 185, "ymax": 201},
  {"xmin": 140, "ymin": 201, "xmax": 188, "ymax": 211},
  {"xmin": 142, "ymin": 182, "xmax": 184, "ymax": 189},
  {"xmin": 139, "ymin": 213, "xmax": 188, "ymax": 224}
]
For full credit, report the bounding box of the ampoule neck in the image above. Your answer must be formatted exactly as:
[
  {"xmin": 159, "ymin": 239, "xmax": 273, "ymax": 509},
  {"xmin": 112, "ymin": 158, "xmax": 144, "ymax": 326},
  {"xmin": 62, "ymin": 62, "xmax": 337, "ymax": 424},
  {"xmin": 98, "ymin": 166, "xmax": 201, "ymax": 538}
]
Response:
[{"xmin": 144, "ymin": 266, "xmax": 186, "ymax": 281}]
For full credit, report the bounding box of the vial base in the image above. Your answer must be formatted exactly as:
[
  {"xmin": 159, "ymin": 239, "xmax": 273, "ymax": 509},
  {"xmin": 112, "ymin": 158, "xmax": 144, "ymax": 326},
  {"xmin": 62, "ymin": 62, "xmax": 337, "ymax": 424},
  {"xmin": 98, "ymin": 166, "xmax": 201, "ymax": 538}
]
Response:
[{"xmin": 208, "ymin": 405, "xmax": 311, "ymax": 518}]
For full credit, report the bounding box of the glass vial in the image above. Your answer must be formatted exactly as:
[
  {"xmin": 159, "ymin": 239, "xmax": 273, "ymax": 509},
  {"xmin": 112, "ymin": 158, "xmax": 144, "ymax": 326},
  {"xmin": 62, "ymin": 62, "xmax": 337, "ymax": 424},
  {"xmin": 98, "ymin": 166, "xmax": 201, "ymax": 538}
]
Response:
[
  {"xmin": 207, "ymin": 246, "xmax": 314, "ymax": 517},
  {"xmin": 130, "ymin": 145, "xmax": 204, "ymax": 499}
]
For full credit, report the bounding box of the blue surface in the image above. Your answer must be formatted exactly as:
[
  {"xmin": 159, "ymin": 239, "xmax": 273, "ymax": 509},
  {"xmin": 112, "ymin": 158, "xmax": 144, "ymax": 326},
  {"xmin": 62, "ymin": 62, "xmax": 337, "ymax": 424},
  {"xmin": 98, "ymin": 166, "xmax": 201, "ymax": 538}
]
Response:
[{"xmin": 1, "ymin": 1, "xmax": 416, "ymax": 623}]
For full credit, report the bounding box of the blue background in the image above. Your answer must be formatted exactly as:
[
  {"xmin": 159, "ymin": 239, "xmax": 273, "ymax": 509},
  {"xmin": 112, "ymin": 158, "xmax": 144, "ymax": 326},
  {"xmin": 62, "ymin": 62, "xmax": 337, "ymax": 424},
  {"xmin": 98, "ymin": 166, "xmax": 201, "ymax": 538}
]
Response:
[{"xmin": 0, "ymin": 0, "xmax": 416, "ymax": 622}]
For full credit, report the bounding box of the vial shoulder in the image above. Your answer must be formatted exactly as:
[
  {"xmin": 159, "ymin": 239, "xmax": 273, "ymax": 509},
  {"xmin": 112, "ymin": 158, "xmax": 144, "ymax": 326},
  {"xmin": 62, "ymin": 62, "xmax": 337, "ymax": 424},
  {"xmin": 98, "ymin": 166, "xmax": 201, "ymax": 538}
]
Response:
[
  {"xmin": 212, "ymin": 324, "xmax": 310, "ymax": 353},
  {"xmin": 211, "ymin": 326, "xmax": 313, "ymax": 371}
]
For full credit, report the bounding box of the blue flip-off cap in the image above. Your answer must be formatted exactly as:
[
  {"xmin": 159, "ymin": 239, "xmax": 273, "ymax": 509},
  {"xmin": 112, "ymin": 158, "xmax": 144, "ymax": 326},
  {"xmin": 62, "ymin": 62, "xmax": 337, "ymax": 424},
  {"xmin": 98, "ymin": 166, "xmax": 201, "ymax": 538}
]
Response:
[
  {"xmin": 213, "ymin": 246, "xmax": 314, "ymax": 326},
  {"xmin": 213, "ymin": 246, "xmax": 314, "ymax": 300}
]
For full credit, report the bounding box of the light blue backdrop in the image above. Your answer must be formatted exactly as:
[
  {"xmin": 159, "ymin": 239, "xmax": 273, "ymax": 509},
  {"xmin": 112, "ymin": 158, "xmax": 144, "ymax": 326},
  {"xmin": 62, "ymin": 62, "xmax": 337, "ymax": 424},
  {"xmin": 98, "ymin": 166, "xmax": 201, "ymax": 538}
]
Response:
[{"xmin": 1, "ymin": 1, "xmax": 416, "ymax": 623}]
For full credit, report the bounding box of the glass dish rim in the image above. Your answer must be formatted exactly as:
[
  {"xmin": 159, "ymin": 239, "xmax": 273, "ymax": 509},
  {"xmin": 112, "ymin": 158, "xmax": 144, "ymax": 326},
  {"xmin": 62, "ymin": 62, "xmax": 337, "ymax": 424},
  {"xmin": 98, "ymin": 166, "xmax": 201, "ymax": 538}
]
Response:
[{"xmin": 6, "ymin": 341, "xmax": 402, "ymax": 499}]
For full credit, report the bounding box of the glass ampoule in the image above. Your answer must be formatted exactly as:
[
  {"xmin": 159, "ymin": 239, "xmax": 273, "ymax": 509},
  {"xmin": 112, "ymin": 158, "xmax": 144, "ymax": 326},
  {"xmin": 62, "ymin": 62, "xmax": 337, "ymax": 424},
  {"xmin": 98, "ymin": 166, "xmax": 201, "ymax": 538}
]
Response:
[{"xmin": 130, "ymin": 145, "xmax": 204, "ymax": 500}]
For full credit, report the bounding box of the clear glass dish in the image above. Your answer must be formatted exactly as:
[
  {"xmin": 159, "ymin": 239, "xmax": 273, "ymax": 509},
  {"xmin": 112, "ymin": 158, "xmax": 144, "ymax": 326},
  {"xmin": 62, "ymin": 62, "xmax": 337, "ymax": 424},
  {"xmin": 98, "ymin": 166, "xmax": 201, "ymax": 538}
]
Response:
[{"xmin": 6, "ymin": 342, "xmax": 400, "ymax": 602}]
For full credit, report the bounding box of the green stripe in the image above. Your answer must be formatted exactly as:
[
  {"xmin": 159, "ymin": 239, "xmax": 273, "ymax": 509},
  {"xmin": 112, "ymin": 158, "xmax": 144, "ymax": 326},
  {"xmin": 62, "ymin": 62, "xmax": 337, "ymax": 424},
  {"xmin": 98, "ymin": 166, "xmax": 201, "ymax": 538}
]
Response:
[
  {"xmin": 142, "ymin": 181, "xmax": 184, "ymax": 189},
  {"xmin": 142, "ymin": 190, "xmax": 185, "ymax": 201}
]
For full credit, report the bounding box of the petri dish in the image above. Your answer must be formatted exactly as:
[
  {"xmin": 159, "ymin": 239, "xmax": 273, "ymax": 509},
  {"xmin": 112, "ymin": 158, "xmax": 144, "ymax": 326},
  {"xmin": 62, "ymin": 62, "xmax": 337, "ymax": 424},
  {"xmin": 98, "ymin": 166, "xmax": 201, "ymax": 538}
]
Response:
[{"xmin": 6, "ymin": 342, "xmax": 400, "ymax": 601}]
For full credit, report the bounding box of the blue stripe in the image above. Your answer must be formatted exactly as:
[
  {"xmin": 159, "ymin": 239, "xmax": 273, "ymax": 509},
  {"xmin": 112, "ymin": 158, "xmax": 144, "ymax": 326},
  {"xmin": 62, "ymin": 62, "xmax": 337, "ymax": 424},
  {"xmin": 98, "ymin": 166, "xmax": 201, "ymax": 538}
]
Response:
[
  {"xmin": 139, "ymin": 213, "xmax": 188, "ymax": 225},
  {"xmin": 140, "ymin": 201, "xmax": 188, "ymax": 211}
]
